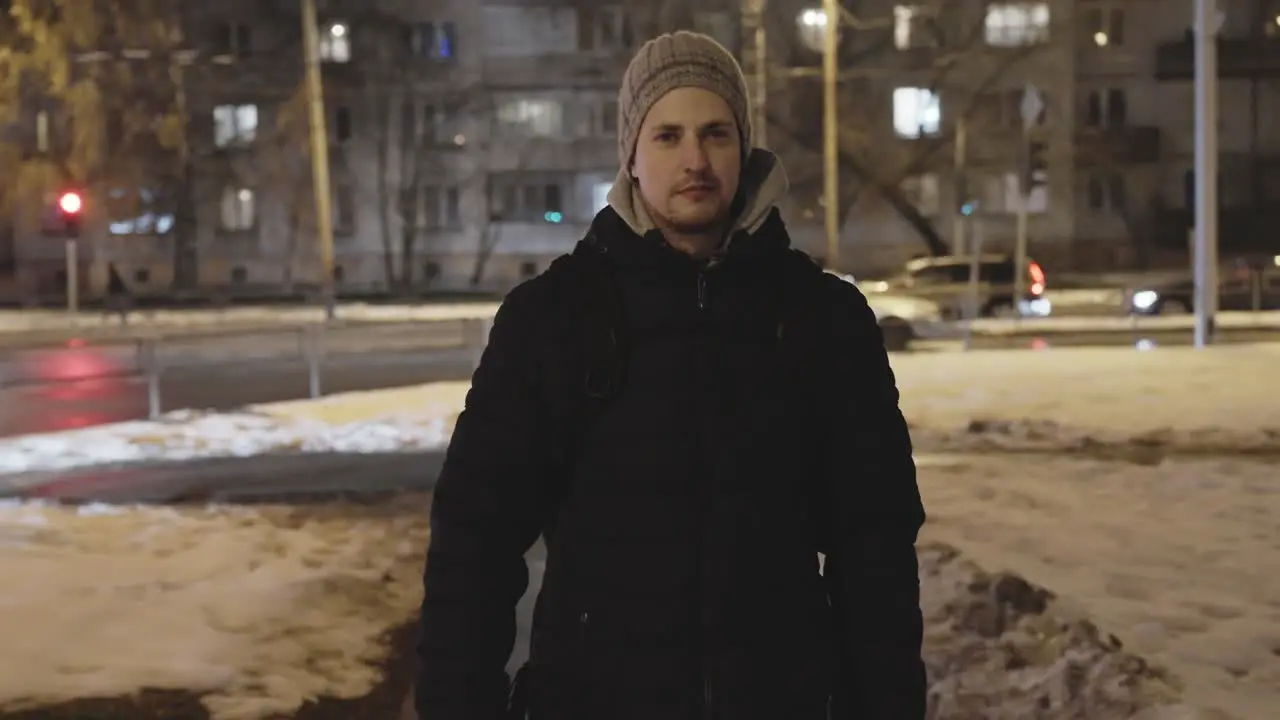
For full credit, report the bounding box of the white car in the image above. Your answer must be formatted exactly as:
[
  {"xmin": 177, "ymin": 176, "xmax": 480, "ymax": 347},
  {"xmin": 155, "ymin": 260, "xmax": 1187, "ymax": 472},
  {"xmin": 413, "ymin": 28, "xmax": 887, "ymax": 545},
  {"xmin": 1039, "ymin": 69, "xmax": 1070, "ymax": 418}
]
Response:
[{"xmin": 828, "ymin": 272, "xmax": 945, "ymax": 351}]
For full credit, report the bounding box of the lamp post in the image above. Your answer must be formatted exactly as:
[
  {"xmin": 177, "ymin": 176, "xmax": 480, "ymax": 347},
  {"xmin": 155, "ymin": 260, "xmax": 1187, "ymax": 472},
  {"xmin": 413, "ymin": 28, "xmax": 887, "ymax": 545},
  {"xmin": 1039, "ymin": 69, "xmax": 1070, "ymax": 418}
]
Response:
[
  {"xmin": 1192, "ymin": 0, "xmax": 1223, "ymax": 347},
  {"xmin": 301, "ymin": 0, "xmax": 336, "ymax": 318},
  {"xmin": 795, "ymin": 5, "xmax": 840, "ymax": 269}
]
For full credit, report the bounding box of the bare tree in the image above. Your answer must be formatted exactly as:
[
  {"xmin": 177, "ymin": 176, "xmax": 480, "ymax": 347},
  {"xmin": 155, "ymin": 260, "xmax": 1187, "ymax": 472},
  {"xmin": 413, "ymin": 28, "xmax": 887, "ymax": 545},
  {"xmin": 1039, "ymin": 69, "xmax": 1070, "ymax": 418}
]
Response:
[
  {"xmin": 469, "ymin": 103, "xmax": 543, "ymax": 288},
  {"xmin": 605, "ymin": 0, "xmax": 1051, "ymax": 258},
  {"xmin": 262, "ymin": 85, "xmax": 313, "ymax": 289},
  {"xmin": 760, "ymin": 0, "xmax": 1048, "ymax": 257},
  {"xmin": 0, "ymin": 0, "xmax": 187, "ymax": 248}
]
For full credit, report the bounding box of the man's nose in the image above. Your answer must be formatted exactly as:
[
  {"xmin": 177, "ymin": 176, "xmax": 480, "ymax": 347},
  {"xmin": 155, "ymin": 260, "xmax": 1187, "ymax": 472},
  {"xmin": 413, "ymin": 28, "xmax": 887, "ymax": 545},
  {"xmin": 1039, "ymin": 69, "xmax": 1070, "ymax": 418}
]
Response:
[{"xmin": 680, "ymin": 137, "xmax": 711, "ymax": 171}]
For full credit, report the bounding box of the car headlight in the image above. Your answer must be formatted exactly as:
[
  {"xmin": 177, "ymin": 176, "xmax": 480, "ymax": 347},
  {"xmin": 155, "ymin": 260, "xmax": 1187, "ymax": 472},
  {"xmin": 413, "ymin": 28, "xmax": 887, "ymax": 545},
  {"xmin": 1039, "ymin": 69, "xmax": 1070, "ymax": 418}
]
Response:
[{"xmin": 1131, "ymin": 290, "xmax": 1158, "ymax": 310}]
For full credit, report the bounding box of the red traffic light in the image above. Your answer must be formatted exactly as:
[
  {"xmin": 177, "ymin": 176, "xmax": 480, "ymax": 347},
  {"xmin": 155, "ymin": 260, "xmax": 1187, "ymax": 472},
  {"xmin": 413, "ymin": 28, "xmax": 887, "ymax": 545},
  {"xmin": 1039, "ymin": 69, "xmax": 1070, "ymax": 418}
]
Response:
[{"xmin": 58, "ymin": 192, "xmax": 82, "ymax": 215}]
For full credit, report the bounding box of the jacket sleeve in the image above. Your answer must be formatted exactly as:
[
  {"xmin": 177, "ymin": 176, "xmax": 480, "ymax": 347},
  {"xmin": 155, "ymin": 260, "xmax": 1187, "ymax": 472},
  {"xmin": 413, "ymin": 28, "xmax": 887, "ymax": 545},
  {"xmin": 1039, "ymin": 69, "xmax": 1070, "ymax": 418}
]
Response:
[
  {"xmin": 821, "ymin": 280, "xmax": 928, "ymax": 720},
  {"xmin": 415, "ymin": 285, "xmax": 552, "ymax": 720}
]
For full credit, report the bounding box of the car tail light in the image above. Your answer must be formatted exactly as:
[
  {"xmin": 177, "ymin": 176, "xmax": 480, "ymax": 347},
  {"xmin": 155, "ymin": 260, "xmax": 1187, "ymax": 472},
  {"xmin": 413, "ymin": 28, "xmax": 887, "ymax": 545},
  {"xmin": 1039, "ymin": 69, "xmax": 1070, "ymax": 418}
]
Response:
[{"xmin": 1028, "ymin": 261, "xmax": 1046, "ymax": 296}]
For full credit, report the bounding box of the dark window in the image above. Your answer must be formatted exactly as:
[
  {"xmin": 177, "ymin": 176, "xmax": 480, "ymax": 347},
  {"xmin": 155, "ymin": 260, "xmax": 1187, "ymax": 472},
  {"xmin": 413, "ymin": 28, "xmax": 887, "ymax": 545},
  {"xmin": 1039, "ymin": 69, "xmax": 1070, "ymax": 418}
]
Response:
[
  {"xmin": 334, "ymin": 106, "xmax": 352, "ymax": 141},
  {"xmin": 1106, "ymin": 88, "xmax": 1127, "ymax": 127},
  {"xmin": 982, "ymin": 262, "xmax": 1016, "ymax": 284}
]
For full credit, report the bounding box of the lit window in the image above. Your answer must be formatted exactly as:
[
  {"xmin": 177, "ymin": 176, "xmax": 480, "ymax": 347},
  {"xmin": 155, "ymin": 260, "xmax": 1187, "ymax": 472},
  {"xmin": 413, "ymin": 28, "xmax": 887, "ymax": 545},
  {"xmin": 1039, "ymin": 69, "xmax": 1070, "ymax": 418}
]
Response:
[
  {"xmin": 107, "ymin": 188, "xmax": 174, "ymax": 236},
  {"xmin": 984, "ymin": 3, "xmax": 1050, "ymax": 47},
  {"xmin": 220, "ymin": 187, "xmax": 255, "ymax": 230},
  {"xmin": 592, "ymin": 181, "xmax": 611, "ymax": 213},
  {"xmin": 893, "ymin": 5, "xmax": 937, "ymax": 50},
  {"xmin": 892, "ymin": 87, "xmax": 940, "ymax": 138},
  {"xmin": 213, "ymin": 104, "xmax": 258, "ymax": 147},
  {"xmin": 320, "ymin": 22, "xmax": 351, "ymax": 62},
  {"xmin": 498, "ymin": 98, "xmax": 563, "ymax": 136},
  {"xmin": 408, "ymin": 22, "xmax": 457, "ymax": 59},
  {"xmin": 1083, "ymin": 7, "xmax": 1124, "ymax": 47}
]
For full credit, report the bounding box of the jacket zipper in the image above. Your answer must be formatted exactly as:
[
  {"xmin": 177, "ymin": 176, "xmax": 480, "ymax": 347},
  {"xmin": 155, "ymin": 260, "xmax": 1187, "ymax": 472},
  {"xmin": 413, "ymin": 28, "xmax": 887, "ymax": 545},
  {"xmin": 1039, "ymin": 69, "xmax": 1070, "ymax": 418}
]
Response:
[{"xmin": 695, "ymin": 268, "xmax": 713, "ymax": 720}]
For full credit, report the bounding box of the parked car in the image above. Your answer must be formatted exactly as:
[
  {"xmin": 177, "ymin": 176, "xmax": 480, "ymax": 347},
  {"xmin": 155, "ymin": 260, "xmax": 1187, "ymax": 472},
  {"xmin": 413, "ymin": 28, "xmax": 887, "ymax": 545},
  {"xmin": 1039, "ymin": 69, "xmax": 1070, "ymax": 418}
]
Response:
[
  {"xmin": 860, "ymin": 254, "xmax": 1048, "ymax": 319},
  {"xmin": 828, "ymin": 272, "xmax": 946, "ymax": 351},
  {"xmin": 1128, "ymin": 266, "xmax": 1280, "ymax": 315}
]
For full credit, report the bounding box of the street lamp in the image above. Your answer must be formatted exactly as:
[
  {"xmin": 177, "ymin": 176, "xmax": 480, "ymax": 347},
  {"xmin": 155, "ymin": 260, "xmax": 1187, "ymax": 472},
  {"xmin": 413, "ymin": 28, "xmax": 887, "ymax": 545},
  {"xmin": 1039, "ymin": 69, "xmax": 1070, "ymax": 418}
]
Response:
[
  {"xmin": 796, "ymin": 8, "xmax": 826, "ymax": 51},
  {"xmin": 797, "ymin": 4, "xmax": 840, "ymax": 269},
  {"xmin": 301, "ymin": 0, "xmax": 336, "ymax": 319}
]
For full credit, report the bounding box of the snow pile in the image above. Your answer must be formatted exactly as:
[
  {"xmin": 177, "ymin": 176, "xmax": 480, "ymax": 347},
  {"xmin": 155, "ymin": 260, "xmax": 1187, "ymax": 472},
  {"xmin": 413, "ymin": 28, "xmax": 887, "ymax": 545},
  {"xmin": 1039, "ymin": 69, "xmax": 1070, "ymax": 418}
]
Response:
[
  {"xmin": 0, "ymin": 495, "xmax": 431, "ymax": 719},
  {"xmin": 918, "ymin": 455, "xmax": 1280, "ymax": 719},
  {"xmin": 0, "ymin": 409, "xmax": 454, "ymax": 480},
  {"xmin": 892, "ymin": 344, "xmax": 1280, "ymax": 455},
  {"xmin": 920, "ymin": 543, "xmax": 1185, "ymax": 718}
]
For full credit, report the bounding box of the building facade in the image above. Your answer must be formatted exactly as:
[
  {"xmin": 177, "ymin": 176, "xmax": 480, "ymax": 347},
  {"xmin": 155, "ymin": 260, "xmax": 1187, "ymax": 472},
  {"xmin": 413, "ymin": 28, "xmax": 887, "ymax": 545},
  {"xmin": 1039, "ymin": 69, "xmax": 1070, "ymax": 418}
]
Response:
[
  {"xmin": 4, "ymin": 0, "xmax": 1279, "ymax": 299},
  {"xmin": 763, "ymin": 0, "xmax": 1280, "ymax": 276}
]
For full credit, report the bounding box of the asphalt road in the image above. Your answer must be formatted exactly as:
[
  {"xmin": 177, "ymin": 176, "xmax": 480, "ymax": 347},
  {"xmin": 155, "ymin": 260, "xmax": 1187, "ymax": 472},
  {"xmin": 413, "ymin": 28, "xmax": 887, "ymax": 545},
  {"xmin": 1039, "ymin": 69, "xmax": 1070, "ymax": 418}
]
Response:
[{"xmin": 0, "ymin": 324, "xmax": 477, "ymax": 438}]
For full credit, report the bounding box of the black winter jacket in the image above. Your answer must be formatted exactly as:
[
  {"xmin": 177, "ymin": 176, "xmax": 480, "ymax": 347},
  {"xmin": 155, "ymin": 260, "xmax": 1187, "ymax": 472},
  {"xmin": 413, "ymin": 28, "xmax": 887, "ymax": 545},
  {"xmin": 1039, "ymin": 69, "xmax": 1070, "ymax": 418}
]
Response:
[{"xmin": 415, "ymin": 207, "xmax": 927, "ymax": 720}]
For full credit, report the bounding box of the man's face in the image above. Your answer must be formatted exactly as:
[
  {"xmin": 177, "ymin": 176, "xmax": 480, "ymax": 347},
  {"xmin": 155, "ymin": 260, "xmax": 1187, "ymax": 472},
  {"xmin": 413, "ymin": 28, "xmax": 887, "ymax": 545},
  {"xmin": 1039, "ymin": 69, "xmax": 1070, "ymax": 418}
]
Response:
[{"xmin": 631, "ymin": 87, "xmax": 742, "ymax": 236}]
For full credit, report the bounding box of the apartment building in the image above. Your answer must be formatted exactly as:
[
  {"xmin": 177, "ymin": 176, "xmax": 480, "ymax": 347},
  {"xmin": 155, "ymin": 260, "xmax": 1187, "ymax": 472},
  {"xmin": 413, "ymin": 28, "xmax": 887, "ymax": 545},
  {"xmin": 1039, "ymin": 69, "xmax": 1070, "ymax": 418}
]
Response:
[
  {"xmin": 762, "ymin": 0, "xmax": 1280, "ymax": 276},
  {"xmin": 6, "ymin": 0, "xmax": 1279, "ymax": 299},
  {"xmin": 3, "ymin": 0, "xmax": 741, "ymax": 298}
]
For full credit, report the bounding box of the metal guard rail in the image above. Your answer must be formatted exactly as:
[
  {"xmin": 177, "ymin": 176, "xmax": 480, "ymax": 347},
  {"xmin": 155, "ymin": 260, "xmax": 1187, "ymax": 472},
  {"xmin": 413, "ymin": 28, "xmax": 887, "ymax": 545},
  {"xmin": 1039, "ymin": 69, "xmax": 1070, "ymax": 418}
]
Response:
[{"xmin": 0, "ymin": 317, "xmax": 495, "ymax": 420}]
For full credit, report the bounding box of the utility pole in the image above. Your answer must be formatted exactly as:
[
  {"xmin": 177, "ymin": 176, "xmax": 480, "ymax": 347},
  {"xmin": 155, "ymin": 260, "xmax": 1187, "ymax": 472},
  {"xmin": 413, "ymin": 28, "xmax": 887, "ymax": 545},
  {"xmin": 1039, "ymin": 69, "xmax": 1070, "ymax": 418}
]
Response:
[
  {"xmin": 952, "ymin": 115, "xmax": 967, "ymax": 255},
  {"xmin": 741, "ymin": 0, "xmax": 768, "ymax": 148},
  {"xmin": 1192, "ymin": 0, "xmax": 1221, "ymax": 347},
  {"xmin": 301, "ymin": 0, "xmax": 336, "ymax": 318},
  {"xmin": 1013, "ymin": 84, "xmax": 1045, "ymax": 320},
  {"xmin": 822, "ymin": 0, "xmax": 839, "ymax": 269}
]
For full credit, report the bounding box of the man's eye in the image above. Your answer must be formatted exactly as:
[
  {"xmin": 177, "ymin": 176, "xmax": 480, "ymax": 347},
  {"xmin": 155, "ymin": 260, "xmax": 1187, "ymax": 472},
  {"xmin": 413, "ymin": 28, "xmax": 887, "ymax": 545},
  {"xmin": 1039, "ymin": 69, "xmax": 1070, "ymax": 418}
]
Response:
[{"xmin": 656, "ymin": 132, "xmax": 678, "ymax": 142}]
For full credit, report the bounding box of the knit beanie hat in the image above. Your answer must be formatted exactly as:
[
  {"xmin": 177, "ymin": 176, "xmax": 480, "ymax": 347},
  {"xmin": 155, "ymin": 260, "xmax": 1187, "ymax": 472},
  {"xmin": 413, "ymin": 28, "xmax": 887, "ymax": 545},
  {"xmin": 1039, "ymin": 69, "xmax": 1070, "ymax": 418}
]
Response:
[{"xmin": 617, "ymin": 31, "xmax": 753, "ymax": 168}]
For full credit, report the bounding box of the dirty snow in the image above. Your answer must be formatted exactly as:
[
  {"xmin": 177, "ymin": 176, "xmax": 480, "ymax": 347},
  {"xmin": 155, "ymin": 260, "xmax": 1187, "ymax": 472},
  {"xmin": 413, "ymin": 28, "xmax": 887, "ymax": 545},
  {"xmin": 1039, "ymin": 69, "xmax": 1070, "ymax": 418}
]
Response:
[
  {"xmin": 917, "ymin": 454, "xmax": 1280, "ymax": 720},
  {"xmin": 4, "ymin": 455, "xmax": 1270, "ymax": 717},
  {"xmin": 0, "ymin": 495, "xmax": 432, "ymax": 718},
  {"xmin": 893, "ymin": 343, "xmax": 1280, "ymax": 455}
]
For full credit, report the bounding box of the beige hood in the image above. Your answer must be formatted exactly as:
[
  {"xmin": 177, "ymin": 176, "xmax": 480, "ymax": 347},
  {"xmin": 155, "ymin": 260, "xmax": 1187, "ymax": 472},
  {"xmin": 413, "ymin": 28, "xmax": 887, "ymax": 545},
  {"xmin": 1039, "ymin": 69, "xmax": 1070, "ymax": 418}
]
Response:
[{"xmin": 606, "ymin": 148, "xmax": 790, "ymax": 243}]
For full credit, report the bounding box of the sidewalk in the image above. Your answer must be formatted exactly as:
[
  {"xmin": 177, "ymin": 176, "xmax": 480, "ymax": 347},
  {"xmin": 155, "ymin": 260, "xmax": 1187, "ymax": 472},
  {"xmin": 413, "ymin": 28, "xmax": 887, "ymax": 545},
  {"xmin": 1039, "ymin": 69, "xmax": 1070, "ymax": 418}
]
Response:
[{"xmin": 0, "ymin": 302, "xmax": 500, "ymax": 336}]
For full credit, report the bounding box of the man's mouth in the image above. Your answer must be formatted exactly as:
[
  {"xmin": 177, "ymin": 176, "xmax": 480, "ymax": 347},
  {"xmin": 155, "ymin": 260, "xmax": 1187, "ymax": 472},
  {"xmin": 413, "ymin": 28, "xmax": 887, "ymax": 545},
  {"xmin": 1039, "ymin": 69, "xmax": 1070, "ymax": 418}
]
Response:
[{"xmin": 678, "ymin": 184, "xmax": 715, "ymax": 197}]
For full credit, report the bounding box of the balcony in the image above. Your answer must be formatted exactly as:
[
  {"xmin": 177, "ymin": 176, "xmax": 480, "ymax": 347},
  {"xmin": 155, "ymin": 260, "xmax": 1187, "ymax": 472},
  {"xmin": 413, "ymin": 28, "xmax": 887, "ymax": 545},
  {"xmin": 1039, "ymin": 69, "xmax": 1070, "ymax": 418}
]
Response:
[
  {"xmin": 1074, "ymin": 126, "xmax": 1161, "ymax": 165},
  {"xmin": 481, "ymin": 53, "xmax": 629, "ymax": 90},
  {"xmin": 1155, "ymin": 36, "xmax": 1280, "ymax": 80},
  {"xmin": 1154, "ymin": 206, "xmax": 1280, "ymax": 254}
]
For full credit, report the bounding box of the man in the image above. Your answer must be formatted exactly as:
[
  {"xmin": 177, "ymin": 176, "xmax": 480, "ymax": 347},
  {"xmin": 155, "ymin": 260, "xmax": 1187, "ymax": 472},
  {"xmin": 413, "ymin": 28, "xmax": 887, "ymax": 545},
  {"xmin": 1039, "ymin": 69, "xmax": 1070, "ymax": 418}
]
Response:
[{"xmin": 415, "ymin": 31, "xmax": 926, "ymax": 720}]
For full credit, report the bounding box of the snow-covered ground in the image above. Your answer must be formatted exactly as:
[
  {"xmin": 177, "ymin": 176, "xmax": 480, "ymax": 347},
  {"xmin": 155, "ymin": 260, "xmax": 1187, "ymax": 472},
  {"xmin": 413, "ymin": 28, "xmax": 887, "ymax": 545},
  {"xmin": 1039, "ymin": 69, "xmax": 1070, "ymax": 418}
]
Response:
[
  {"xmin": 2, "ymin": 457, "xmax": 1267, "ymax": 718},
  {"xmin": 0, "ymin": 345, "xmax": 1276, "ymax": 717},
  {"xmin": 918, "ymin": 455, "xmax": 1279, "ymax": 719},
  {"xmin": 1, "ymin": 344, "xmax": 1277, "ymax": 481},
  {"xmin": 0, "ymin": 496, "xmax": 432, "ymax": 718}
]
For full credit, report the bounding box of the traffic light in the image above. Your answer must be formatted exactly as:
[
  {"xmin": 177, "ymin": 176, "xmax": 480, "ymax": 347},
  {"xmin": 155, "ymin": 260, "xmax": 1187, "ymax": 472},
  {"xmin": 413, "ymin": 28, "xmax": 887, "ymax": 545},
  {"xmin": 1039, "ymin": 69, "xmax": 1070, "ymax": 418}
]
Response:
[
  {"xmin": 58, "ymin": 191, "xmax": 83, "ymax": 238},
  {"xmin": 1019, "ymin": 141, "xmax": 1048, "ymax": 194},
  {"xmin": 955, "ymin": 174, "xmax": 977, "ymax": 216}
]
